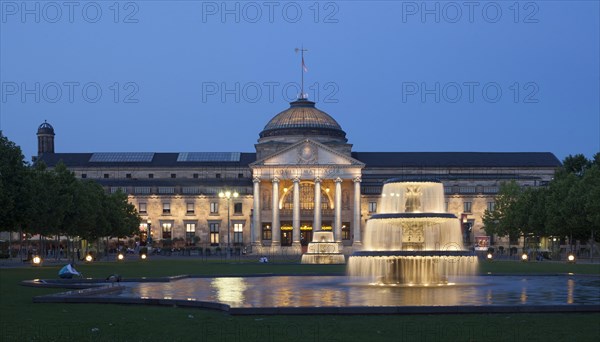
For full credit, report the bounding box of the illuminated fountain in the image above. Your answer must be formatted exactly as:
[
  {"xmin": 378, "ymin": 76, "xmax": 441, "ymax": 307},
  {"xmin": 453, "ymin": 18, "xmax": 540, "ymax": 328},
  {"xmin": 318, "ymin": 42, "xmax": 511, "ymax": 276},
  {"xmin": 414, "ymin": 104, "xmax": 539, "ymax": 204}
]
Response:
[
  {"xmin": 301, "ymin": 231, "xmax": 345, "ymax": 264},
  {"xmin": 347, "ymin": 179, "xmax": 478, "ymax": 285}
]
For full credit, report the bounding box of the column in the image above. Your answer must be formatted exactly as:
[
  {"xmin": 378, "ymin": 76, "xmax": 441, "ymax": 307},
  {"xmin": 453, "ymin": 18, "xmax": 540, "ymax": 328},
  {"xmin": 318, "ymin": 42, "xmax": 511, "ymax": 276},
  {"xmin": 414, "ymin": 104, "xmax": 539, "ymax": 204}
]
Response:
[
  {"xmin": 313, "ymin": 177, "xmax": 322, "ymax": 231},
  {"xmin": 353, "ymin": 176, "xmax": 362, "ymax": 247},
  {"xmin": 334, "ymin": 177, "xmax": 342, "ymax": 243},
  {"xmin": 292, "ymin": 177, "xmax": 301, "ymax": 247},
  {"xmin": 252, "ymin": 177, "xmax": 261, "ymax": 246},
  {"xmin": 271, "ymin": 177, "xmax": 280, "ymax": 246}
]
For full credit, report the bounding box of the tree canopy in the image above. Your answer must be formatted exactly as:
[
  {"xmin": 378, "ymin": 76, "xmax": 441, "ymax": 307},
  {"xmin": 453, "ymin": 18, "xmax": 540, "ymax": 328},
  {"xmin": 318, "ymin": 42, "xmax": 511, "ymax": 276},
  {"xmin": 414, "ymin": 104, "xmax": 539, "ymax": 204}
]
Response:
[
  {"xmin": 483, "ymin": 153, "xmax": 600, "ymax": 244},
  {"xmin": 0, "ymin": 134, "xmax": 141, "ymax": 242}
]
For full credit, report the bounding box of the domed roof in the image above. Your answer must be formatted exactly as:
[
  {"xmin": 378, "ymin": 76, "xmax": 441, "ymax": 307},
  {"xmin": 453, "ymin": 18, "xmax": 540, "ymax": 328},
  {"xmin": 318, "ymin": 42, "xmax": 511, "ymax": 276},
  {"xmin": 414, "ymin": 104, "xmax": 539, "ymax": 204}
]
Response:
[
  {"xmin": 37, "ymin": 121, "xmax": 55, "ymax": 135},
  {"xmin": 259, "ymin": 99, "xmax": 346, "ymax": 140}
]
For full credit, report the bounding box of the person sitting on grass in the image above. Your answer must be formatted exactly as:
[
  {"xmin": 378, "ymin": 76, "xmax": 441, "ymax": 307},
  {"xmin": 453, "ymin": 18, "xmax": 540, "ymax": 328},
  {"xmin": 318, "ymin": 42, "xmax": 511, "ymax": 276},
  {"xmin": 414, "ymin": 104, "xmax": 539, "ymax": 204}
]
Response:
[{"xmin": 58, "ymin": 263, "xmax": 81, "ymax": 279}]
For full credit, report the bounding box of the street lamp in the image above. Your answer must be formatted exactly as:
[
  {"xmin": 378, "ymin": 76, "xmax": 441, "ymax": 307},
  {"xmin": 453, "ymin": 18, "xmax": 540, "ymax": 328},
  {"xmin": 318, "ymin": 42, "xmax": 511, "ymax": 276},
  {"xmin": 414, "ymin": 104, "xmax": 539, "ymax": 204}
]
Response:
[{"xmin": 219, "ymin": 190, "xmax": 239, "ymax": 259}]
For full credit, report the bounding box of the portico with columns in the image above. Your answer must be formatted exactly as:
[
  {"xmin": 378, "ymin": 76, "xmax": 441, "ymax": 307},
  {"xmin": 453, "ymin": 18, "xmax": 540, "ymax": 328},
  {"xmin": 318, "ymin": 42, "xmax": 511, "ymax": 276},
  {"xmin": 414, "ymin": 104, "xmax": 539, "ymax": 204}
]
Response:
[{"xmin": 250, "ymin": 139, "xmax": 364, "ymax": 252}]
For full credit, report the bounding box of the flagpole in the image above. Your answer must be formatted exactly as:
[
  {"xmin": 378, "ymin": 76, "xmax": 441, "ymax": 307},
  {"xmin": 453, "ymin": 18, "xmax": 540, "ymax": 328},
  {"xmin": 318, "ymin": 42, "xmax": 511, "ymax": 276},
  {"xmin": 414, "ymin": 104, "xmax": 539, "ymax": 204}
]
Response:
[
  {"xmin": 295, "ymin": 46, "xmax": 308, "ymax": 99},
  {"xmin": 301, "ymin": 47, "xmax": 304, "ymax": 99}
]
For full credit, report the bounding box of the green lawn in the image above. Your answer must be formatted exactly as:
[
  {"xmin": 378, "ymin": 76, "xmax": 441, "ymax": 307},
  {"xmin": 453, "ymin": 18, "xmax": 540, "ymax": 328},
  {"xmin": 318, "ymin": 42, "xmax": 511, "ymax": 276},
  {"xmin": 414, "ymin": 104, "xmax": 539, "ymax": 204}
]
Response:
[{"xmin": 1, "ymin": 259, "xmax": 599, "ymax": 342}]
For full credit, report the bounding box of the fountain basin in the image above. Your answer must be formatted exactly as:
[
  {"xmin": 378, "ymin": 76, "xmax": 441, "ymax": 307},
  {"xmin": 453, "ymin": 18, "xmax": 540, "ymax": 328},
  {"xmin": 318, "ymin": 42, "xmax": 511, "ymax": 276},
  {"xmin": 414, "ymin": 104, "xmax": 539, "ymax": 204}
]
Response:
[{"xmin": 29, "ymin": 274, "xmax": 600, "ymax": 315}]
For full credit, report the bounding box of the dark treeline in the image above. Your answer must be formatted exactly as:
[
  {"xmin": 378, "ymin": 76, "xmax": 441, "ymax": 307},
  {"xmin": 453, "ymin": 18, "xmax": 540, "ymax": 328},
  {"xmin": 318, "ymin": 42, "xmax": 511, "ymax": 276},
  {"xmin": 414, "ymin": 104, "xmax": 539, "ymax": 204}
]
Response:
[
  {"xmin": 0, "ymin": 133, "xmax": 140, "ymax": 259},
  {"xmin": 483, "ymin": 153, "xmax": 600, "ymax": 248}
]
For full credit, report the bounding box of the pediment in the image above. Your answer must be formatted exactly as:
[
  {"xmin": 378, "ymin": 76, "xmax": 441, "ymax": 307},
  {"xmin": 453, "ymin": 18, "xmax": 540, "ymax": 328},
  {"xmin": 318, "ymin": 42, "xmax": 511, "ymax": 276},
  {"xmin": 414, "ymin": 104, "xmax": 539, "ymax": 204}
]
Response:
[{"xmin": 250, "ymin": 140, "xmax": 364, "ymax": 168}]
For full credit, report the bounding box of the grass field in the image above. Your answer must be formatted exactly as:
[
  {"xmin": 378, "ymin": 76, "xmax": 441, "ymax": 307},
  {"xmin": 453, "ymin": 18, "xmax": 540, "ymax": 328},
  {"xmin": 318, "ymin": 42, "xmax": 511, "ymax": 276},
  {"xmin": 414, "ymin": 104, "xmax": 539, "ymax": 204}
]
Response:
[{"xmin": 1, "ymin": 258, "xmax": 599, "ymax": 342}]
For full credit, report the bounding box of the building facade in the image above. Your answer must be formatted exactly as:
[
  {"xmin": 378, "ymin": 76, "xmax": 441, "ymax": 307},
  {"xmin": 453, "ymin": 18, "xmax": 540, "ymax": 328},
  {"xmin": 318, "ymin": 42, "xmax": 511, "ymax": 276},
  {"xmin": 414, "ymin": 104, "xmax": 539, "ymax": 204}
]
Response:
[{"xmin": 35, "ymin": 99, "xmax": 561, "ymax": 253}]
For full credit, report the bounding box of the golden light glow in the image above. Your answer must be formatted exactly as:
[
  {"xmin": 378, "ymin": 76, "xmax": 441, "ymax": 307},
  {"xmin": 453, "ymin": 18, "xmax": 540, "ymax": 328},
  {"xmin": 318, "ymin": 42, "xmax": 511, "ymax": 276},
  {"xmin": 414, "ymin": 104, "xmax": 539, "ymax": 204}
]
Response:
[
  {"xmin": 521, "ymin": 253, "xmax": 528, "ymax": 261},
  {"xmin": 211, "ymin": 277, "xmax": 247, "ymax": 305},
  {"xmin": 32, "ymin": 256, "xmax": 42, "ymax": 265},
  {"xmin": 141, "ymin": 253, "xmax": 147, "ymax": 260},
  {"xmin": 567, "ymin": 254, "xmax": 575, "ymax": 263},
  {"xmin": 85, "ymin": 254, "xmax": 93, "ymax": 262},
  {"xmin": 486, "ymin": 253, "xmax": 493, "ymax": 260},
  {"xmin": 117, "ymin": 253, "xmax": 124, "ymax": 261},
  {"xmin": 219, "ymin": 191, "xmax": 239, "ymax": 198}
]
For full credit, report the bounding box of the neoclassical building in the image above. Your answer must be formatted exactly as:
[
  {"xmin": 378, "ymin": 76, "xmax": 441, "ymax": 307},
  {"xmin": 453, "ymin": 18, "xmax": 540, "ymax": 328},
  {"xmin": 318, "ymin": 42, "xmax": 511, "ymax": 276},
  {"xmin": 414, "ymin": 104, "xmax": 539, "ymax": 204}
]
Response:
[{"xmin": 35, "ymin": 99, "xmax": 561, "ymax": 252}]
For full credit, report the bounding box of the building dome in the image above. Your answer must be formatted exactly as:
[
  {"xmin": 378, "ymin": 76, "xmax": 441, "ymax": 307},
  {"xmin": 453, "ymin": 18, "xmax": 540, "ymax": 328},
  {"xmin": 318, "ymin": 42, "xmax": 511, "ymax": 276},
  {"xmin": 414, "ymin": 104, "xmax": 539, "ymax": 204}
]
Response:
[
  {"xmin": 37, "ymin": 121, "xmax": 55, "ymax": 135},
  {"xmin": 259, "ymin": 99, "xmax": 347, "ymax": 140}
]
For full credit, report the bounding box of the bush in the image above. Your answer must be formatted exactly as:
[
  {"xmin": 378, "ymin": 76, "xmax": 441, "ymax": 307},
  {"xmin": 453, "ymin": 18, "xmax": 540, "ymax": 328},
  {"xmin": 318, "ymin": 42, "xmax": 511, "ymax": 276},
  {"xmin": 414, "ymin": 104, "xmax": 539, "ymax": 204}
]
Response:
[{"xmin": 139, "ymin": 247, "xmax": 148, "ymax": 255}]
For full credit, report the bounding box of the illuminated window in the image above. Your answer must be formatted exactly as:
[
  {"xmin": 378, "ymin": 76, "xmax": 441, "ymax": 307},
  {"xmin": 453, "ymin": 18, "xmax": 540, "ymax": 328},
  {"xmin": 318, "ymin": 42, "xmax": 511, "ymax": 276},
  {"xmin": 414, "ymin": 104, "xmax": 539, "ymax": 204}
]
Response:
[
  {"xmin": 210, "ymin": 223, "xmax": 219, "ymax": 246},
  {"xmin": 282, "ymin": 183, "xmax": 330, "ymax": 210},
  {"xmin": 185, "ymin": 223, "xmax": 196, "ymax": 240},
  {"xmin": 262, "ymin": 224, "xmax": 272, "ymax": 240},
  {"xmin": 234, "ymin": 223, "xmax": 243, "ymax": 245},
  {"xmin": 342, "ymin": 224, "xmax": 350, "ymax": 240},
  {"xmin": 161, "ymin": 222, "xmax": 172, "ymax": 239}
]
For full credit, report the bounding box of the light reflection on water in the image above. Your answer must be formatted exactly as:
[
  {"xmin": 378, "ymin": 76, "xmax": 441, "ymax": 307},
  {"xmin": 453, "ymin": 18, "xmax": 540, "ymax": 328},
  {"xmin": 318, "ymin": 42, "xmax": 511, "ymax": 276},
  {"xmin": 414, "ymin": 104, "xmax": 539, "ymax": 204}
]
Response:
[{"xmin": 118, "ymin": 276, "xmax": 600, "ymax": 308}]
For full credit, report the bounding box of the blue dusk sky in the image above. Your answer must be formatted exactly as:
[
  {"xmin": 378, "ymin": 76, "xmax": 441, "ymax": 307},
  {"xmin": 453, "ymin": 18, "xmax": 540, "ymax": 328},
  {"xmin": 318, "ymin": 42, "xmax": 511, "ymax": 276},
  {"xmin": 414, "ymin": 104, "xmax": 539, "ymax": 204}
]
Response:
[{"xmin": 1, "ymin": 1, "xmax": 598, "ymax": 162}]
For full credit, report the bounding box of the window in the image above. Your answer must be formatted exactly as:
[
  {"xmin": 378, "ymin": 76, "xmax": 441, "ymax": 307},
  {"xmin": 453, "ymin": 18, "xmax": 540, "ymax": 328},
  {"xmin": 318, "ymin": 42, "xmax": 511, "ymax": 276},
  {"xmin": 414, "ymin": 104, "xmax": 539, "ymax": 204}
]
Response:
[
  {"xmin": 342, "ymin": 224, "xmax": 350, "ymax": 240},
  {"xmin": 81, "ymin": 174, "xmax": 87, "ymax": 179},
  {"xmin": 185, "ymin": 223, "xmax": 196, "ymax": 240},
  {"xmin": 368, "ymin": 202, "xmax": 377, "ymax": 213},
  {"xmin": 104, "ymin": 174, "xmax": 109, "ymax": 179},
  {"xmin": 193, "ymin": 173, "xmax": 199, "ymax": 179},
  {"xmin": 487, "ymin": 202, "xmax": 495, "ymax": 212},
  {"xmin": 126, "ymin": 173, "xmax": 132, "ymax": 179},
  {"xmin": 163, "ymin": 202, "xmax": 171, "ymax": 214},
  {"xmin": 210, "ymin": 202, "xmax": 219, "ymax": 214},
  {"xmin": 238, "ymin": 173, "xmax": 244, "ymax": 178},
  {"xmin": 210, "ymin": 223, "xmax": 219, "ymax": 246},
  {"xmin": 233, "ymin": 223, "xmax": 243, "ymax": 245},
  {"xmin": 463, "ymin": 201, "xmax": 472, "ymax": 213},
  {"xmin": 162, "ymin": 222, "xmax": 172, "ymax": 239},
  {"xmin": 171, "ymin": 173, "xmax": 176, "ymax": 178},
  {"xmin": 262, "ymin": 224, "xmax": 272, "ymax": 240},
  {"xmin": 139, "ymin": 202, "xmax": 147, "ymax": 214},
  {"xmin": 216, "ymin": 173, "xmax": 221, "ymax": 179},
  {"xmin": 234, "ymin": 203, "xmax": 243, "ymax": 214},
  {"xmin": 186, "ymin": 202, "xmax": 195, "ymax": 214},
  {"xmin": 148, "ymin": 173, "xmax": 154, "ymax": 179}
]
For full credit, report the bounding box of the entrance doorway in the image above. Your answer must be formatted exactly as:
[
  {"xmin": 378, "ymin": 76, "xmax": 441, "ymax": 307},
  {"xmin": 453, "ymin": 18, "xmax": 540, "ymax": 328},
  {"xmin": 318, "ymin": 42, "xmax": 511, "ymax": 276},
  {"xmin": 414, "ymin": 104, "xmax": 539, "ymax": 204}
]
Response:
[
  {"xmin": 281, "ymin": 230, "xmax": 293, "ymax": 246},
  {"xmin": 300, "ymin": 230, "xmax": 313, "ymax": 246}
]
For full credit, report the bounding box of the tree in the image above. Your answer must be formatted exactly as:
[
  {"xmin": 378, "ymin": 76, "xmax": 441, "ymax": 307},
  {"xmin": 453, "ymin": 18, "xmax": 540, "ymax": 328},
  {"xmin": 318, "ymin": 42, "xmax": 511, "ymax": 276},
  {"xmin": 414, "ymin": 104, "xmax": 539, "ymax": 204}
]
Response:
[
  {"xmin": 561, "ymin": 154, "xmax": 591, "ymax": 176},
  {"xmin": 0, "ymin": 133, "xmax": 29, "ymax": 232},
  {"xmin": 104, "ymin": 191, "xmax": 140, "ymax": 239},
  {"xmin": 483, "ymin": 180, "xmax": 523, "ymax": 243}
]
